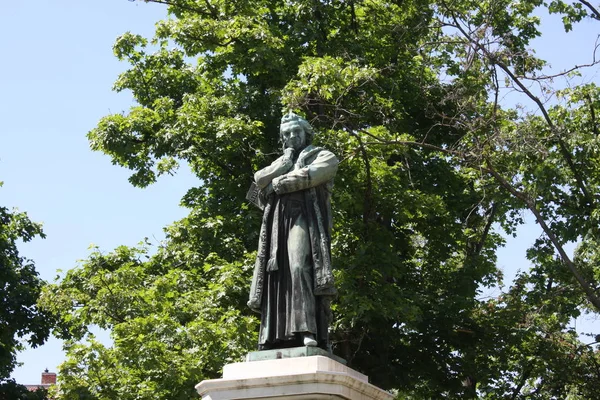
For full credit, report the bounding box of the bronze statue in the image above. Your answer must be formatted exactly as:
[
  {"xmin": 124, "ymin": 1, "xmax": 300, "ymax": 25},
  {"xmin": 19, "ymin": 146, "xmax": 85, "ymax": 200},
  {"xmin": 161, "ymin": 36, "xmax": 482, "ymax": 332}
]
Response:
[{"xmin": 247, "ymin": 112, "xmax": 338, "ymax": 350}]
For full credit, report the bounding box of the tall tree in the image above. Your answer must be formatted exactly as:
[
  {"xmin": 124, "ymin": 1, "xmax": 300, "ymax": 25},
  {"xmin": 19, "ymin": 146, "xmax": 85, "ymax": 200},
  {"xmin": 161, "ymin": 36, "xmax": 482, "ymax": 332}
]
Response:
[
  {"xmin": 42, "ymin": 0, "xmax": 600, "ymax": 398},
  {"xmin": 0, "ymin": 182, "xmax": 52, "ymax": 399}
]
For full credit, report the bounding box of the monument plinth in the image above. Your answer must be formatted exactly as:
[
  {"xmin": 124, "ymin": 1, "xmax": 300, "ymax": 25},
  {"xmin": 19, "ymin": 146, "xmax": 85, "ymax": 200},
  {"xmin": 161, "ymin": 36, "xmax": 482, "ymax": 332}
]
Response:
[{"xmin": 195, "ymin": 353, "xmax": 393, "ymax": 400}]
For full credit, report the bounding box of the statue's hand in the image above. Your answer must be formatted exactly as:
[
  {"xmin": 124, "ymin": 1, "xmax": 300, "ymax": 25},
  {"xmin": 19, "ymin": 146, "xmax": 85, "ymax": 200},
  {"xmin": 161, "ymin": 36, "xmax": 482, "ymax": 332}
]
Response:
[
  {"xmin": 283, "ymin": 147, "xmax": 295, "ymax": 161},
  {"xmin": 264, "ymin": 182, "xmax": 274, "ymax": 196},
  {"xmin": 259, "ymin": 183, "xmax": 275, "ymax": 202}
]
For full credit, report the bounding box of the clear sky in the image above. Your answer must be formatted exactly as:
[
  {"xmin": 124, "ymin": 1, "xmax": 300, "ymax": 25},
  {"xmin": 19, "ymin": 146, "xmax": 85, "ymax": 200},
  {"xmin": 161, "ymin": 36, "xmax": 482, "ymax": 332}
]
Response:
[
  {"xmin": 1, "ymin": 0, "xmax": 196, "ymax": 384},
  {"xmin": 1, "ymin": 0, "xmax": 599, "ymax": 387}
]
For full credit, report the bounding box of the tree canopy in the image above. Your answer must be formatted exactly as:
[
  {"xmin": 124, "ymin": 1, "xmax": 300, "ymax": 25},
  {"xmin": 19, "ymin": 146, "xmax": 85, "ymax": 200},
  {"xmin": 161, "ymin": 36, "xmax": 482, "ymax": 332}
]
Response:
[
  {"xmin": 42, "ymin": 0, "xmax": 600, "ymax": 398},
  {"xmin": 0, "ymin": 182, "xmax": 52, "ymax": 399}
]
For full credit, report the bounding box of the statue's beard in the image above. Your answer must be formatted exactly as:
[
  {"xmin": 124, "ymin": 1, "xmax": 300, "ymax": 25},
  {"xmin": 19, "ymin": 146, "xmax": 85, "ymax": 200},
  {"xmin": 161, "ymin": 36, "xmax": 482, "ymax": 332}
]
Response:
[{"xmin": 284, "ymin": 140, "xmax": 306, "ymax": 152}]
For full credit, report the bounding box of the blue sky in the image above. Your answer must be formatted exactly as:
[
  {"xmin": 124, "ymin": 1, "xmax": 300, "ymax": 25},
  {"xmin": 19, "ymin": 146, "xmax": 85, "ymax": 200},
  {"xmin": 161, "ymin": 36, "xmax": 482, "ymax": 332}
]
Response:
[
  {"xmin": 1, "ymin": 0, "xmax": 196, "ymax": 384},
  {"xmin": 1, "ymin": 0, "xmax": 599, "ymax": 387}
]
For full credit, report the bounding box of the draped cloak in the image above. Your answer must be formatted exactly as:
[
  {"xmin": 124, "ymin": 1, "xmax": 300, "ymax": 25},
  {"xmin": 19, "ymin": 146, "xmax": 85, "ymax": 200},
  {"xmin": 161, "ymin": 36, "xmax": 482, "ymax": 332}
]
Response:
[{"xmin": 247, "ymin": 145, "xmax": 338, "ymax": 349}]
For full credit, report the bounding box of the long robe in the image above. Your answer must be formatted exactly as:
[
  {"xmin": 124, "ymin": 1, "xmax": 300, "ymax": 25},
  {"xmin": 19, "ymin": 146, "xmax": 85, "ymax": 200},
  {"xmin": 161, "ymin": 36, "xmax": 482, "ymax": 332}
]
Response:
[{"xmin": 248, "ymin": 145, "xmax": 338, "ymax": 349}]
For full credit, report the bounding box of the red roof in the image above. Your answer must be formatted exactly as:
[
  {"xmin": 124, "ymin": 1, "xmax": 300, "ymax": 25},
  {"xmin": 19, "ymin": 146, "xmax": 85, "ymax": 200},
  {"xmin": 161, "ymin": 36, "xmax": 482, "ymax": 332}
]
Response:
[{"xmin": 24, "ymin": 384, "xmax": 51, "ymax": 391}]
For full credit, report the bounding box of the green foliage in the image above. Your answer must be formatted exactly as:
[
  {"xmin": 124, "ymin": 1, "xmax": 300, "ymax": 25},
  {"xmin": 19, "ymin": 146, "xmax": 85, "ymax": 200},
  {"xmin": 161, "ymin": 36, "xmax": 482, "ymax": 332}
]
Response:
[
  {"xmin": 42, "ymin": 244, "xmax": 256, "ymax": 400},
  {"xmin": 44, "ymin": 0, "xmax": 600, "ymax": 398},
  {"xmin": 548, "ymin": 0, "xmax": 590, "ymax": 31},
  {"xmin": 0, "ymin": 379, "xmax": 49, "ymax": 400},
  {"xmin": 0, "ymin": 184, "xmax": 52, "ymax": 397},
  {"xmin": 0, "ymin": 194, "xmax": 50, "ymax": 377}
]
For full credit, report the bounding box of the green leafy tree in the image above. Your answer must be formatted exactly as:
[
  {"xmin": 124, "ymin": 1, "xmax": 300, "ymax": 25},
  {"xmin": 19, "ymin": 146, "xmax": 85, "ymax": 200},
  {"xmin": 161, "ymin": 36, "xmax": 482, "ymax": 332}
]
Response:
[
  {"xmin": 43, "ymin": 0, "xmax": 600, "ymax": 398},
  {"xmin": 0, "ymin": 182, "xmax": 52, "ymax": 399},
  {"xmin": 385, "ymin": 0, "xmax": 600, "ymax": 396},
  {"xmin": 43, "ymin": 243, "xmax": 256, "ymax": 400},
  {"xmin": 0, "ymin": 379, "xmax": 49, "ymax": 400}
]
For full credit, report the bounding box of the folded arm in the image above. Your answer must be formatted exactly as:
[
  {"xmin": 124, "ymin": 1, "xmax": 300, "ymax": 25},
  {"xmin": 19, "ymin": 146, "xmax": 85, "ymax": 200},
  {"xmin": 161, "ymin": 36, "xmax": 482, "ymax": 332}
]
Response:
[
  {"xmin": 272, "ymin": 150, "xmax": 339, "ymax": 194},
  {"xmin": 254, "ymin": 149, "xmax": 295, "ymax": 189}
]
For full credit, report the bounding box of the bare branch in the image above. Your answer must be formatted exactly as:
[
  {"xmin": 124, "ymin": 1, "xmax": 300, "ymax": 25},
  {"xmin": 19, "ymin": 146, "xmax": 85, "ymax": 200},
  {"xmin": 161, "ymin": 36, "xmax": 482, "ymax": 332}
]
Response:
[
  {"xmin": 358, "ymin": 128, "xmax": 471, "ymax": 157},
  {"xmin": 484, "ymin": 158, "xmax": 600, "ymax": 311},
  {"xmin": 524, "ymin": 59, "xmax": 600, "ymax": 81},
  {"xmin": 441, "ymin": 0, "xmax": 595, "ymax": 208}
]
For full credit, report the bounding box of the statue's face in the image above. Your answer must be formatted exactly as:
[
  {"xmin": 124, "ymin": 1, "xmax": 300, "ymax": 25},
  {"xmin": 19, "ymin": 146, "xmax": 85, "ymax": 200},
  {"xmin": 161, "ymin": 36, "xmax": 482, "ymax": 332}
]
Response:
[{"xmin": 280, "ymin": 122, "xmax": 307, "ymax": 151}]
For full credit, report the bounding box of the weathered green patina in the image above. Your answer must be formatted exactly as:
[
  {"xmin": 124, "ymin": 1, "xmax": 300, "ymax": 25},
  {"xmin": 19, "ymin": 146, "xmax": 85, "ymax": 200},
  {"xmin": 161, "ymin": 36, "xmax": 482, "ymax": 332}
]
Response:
[{"xmin": 248, "ymin": 113, "xmax": 338, "ymax": 350}]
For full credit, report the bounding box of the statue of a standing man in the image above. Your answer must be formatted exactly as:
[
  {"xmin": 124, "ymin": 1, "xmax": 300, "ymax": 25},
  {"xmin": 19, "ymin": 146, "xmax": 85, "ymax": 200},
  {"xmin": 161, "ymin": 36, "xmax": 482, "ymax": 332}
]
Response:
[{"xmin": 247, "ymin": 112, "xmax": 338, "ymax": 350}]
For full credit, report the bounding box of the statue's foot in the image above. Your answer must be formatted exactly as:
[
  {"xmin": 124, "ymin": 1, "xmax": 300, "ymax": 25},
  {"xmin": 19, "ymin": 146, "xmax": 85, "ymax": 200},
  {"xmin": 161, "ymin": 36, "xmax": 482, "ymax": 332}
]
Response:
[{"xmin": 303, "ymin": 334, "xmax": 317, "ymax": 347}]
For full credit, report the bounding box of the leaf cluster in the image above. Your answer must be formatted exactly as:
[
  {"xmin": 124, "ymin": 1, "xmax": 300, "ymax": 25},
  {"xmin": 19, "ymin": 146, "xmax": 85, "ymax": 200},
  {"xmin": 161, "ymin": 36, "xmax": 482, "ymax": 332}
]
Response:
[
  {"xmin": 42, "ymin": 244, "xmax": 257, "ymax": 400},
  {"xmin": 0, "ymin": 195, "xmax": 52, "ymax": 382}
]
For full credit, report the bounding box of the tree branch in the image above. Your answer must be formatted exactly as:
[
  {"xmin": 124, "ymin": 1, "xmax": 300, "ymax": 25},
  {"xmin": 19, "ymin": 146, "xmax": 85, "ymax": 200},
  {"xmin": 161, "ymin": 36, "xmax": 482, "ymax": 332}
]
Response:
[
  {"xmin": 578, "ymin": 0, "xmax": 600, "ymax": 20},
  {"xmin": 350, "ymin": 124, "xmax": 600, "ymax": 312},
  {"xmin": 475, "ymin": 202, "xmax": 497, "ymax": 255},
  {"xmin": 510, "ymin": 366, "xmax": 532, "ymax": 400},
  {"xmin": 358, "ymin": 128, "xmax": 471, "ymax": 158},
  {"xmin": 441, "ymin": 2, "xmax": 595, "ymax": 210},
  {"xmin": 524, "ymin": 59, "xmax": 600, "ymax": 81},
  {"xmin": 136, "ymin": 0, "xmax": 210, "ymax": 16},
  {"xmin": 484, "ymin": 158, "xmax": 600, "ymax": 312},
  {"xmin": 584, "ymin": 92, "xmax": 599, "ymax": 136},
  {"xmin": 349, "ymin": 127, "xmax": 373, "ymax": 224}
]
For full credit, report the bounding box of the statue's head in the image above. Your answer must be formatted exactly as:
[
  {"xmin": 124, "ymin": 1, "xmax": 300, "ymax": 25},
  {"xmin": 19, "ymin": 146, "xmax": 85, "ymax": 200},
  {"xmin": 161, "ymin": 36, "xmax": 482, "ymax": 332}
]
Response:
[{"xmin": 280, "ymin": 112, "xmax": 314, "ymax": 151}]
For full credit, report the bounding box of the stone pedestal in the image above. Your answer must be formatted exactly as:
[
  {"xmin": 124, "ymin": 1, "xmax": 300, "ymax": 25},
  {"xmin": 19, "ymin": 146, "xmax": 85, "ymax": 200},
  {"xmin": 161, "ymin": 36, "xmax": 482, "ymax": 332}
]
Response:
[{"xmin": 195, "ymin": 354, "xmax": 393, "ymax": 400}]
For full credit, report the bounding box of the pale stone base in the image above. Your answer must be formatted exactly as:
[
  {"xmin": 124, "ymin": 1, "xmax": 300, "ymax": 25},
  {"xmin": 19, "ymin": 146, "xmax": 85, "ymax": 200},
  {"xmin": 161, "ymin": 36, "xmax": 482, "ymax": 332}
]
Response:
[
  {"xmin": 245, "ymin": 345, "xmax": 346, "ymax": 365},
  {"xmin": 195, "ymin": 355, "xmax": 393, "ymax": 400}
]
